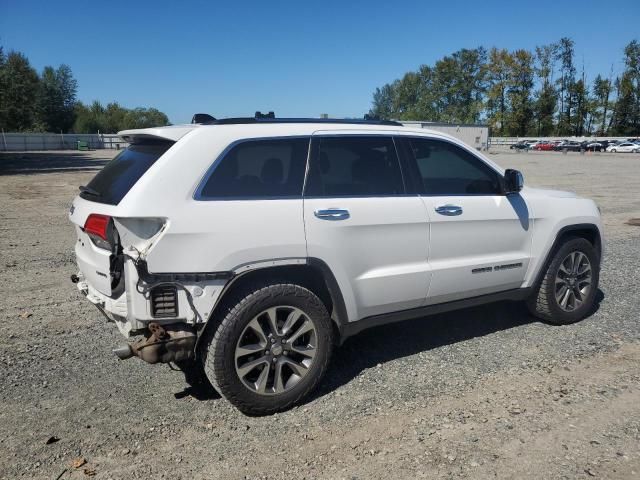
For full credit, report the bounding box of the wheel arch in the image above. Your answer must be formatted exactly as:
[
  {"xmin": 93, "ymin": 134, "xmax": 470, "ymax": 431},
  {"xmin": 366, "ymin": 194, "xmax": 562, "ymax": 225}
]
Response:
[
  {"xmin": 196, "ymin": 259, "xmax": 349, "ymax": 351},
  {"xmin": 532, "ymin": 223, "xmax": 602, "ymax": 289}
]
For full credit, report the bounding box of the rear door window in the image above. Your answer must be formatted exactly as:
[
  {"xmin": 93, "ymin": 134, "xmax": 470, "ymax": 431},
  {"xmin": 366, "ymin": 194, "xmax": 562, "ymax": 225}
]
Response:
[
  {"xmin": 80, "ymin": 141, "xmax": 174, "ymax": 205},
  {"xmin": 198, "ymin": 137, "xmax": 309, "ymax": 199},
  {"xmin": 305, "ymin": 136, "xmax": 405, "ymax": 197}
]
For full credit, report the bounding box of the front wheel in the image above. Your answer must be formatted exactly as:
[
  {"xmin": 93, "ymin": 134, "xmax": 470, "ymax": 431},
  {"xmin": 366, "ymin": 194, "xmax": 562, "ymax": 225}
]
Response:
[
  {"xmin": 527, "ymin": 237, "xmax": 600, "ymax": 325},
  {"xmin": 201, "ymin": 283, "xmax": 333, "ymax": 415},
  {"xmin": 611, "ymin": 149, "xmax": 617, "ymax": 153}
]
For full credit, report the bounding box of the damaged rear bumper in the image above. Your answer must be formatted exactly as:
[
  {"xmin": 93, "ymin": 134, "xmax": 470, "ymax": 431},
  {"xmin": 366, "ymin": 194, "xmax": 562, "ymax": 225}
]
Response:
[{"xmin": 72, "ymin": 262, "xmax": 231, "ymax": 364}]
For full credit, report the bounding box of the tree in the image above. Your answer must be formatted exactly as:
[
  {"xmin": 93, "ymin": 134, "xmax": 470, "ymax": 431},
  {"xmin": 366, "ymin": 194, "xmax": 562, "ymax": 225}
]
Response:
[
  {"xmin": 533, "ymin": 43, "xmax": 558, "ymax": 136},
  {"xmin": 72, "ymin": 101, "xmax": 170, "ymax": 133},
  {"xmin": 0, "ymin": 47, "xmax": 7, "ymax": 129},
  {"xmin": 571, "ymin": 73, "xmax": 588, "ymax": 136},
  {"xmin": 392, "ymin": 74, "xmax": 420, "ymax": 120},
  {"xmin": 611, "ymin": 40, "xmax": 640, "ymax": 134},
  {"xmin": 370, "ymin": 84, "xmax": 395, "ymax": 119},
  {"xmin": 368, "ymin": 37, "xmax": 640, "ymax": 136},
  {"xmin": 72, "ymin": 100, "xmax": 106, "ymax": 133},
  {"xmin": 486, "ymin": 48, "xmax": 511, "ymax": 135},
  {"xmin": 555, "ymin": 37, "xmax": 576, "ymax": 134},
  {"xmin": 592, "ymin": 74, "xmax": 612, "ymax": 135},
  {"xmin": 35, "ymin": 64, "xmax": 78, "ymax": 132},
  {"xmin": 1, "ymin": 51, "xmax": 40, "ymax": 131},
  {"xmin": 611, "ymin": 73, "xmax": 636, "ymax": 135},
  {"xmin": 122, "ymin": 107, "xmax": 169, "ymax": 130},
  {"xmin": 433, "ymin": 47, "xmax": 487, "ymax": 123},
  {"xmin": 506, "ymin": 49, "xmax": 534, "ymax": 136}
]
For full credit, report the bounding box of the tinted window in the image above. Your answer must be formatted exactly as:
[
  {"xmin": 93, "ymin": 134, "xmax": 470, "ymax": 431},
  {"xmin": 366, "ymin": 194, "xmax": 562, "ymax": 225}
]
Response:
[
  {"xmin": 409, "ymin": 138, "xmax": 502, "ymax": 195},
  {"xmin": 199, "ymin": 138, "xmax": 309, "ymax": 198},
  {"xmin": 305, "ymin": 136, "xmax": 404, "ymax": 197},
  {"xmin": 80, "ymin": 141, "xmax": 173, "ymax": 205}
]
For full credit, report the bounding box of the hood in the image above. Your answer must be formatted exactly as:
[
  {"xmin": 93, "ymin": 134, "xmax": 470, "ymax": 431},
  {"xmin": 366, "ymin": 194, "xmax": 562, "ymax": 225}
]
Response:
[{"xmin": 522, "ymin": 186, "xmax": 578, "ymax": 198}]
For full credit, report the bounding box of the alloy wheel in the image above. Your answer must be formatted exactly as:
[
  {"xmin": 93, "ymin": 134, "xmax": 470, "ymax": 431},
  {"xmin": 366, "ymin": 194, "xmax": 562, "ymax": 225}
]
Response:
[
  {"xmin": 234, "ymin": 306, "xmax": 317, "ymax": 395},
  {"xmin": 554, "ymin": 251, "xmax": 592, "ymax": 312}
]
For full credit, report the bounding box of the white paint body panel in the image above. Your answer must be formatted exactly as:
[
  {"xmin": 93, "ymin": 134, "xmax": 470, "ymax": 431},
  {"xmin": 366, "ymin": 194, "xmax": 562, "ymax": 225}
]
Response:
[
  {"xmin": 69, "ymin": 122, "xmax": 603, "ymax": 338},
  {"xmin": 423, "ymin": 194, "xmax": 532, "ymax": 303},
  {"xmin": 304, "ymin": 196, "xmax": 430, "ymax": 320}
]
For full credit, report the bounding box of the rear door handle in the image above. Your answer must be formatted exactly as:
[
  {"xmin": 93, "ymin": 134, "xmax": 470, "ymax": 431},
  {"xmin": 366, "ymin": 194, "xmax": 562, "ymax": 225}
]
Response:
[
  {"xmin": 314, "ymin": 209, "xmax": 350, "ymax": 221},
  {"xmin": 435, "ymin": 205, "xmax": 463, "ymax": 216}
]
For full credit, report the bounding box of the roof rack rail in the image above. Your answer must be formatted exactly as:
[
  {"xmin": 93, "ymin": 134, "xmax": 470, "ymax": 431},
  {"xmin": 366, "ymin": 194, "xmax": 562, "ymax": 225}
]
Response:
[{"xmin": 202, "ymin": 116, "xmax": 403, "ymax": 127}]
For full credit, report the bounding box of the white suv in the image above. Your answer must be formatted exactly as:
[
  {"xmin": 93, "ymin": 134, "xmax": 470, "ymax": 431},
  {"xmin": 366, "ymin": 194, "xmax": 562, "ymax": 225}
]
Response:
[{"xmin": 70, "ymin": 116, "xmax": 603, "ymax": 415}]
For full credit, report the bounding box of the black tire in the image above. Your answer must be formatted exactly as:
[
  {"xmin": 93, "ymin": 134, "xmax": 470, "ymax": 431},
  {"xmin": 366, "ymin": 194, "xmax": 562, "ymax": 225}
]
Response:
[
  {"xmin": 200, "ymin": 282, "xmax": 333, "ymax": 415},
  {"xmin": 527, "ymin": 237, "xmax": 600, "ymax": 325}
]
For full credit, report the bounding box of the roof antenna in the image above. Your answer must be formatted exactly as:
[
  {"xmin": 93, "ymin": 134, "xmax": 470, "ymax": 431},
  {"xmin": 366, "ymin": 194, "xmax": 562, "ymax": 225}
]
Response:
[{"xmin": 191, "ymin": 113, "xmax": 216, "ymax": 124}]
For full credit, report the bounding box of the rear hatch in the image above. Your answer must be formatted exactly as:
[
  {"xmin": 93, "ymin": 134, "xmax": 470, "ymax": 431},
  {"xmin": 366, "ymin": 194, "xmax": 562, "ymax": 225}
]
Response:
[{"xmin": 69, "ymin": 139, "xmax": 174, "ymax": 296}]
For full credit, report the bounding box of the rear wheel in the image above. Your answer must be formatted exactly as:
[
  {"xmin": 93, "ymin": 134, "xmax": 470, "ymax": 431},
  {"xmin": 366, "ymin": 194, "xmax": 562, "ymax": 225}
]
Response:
[
  {"xmin": 201, "ymin": 282, "xmax": 333, "ymax": 415},
  {"xmin": 527, "ymin": 237, "xmax": 600, "ymax": 325}
]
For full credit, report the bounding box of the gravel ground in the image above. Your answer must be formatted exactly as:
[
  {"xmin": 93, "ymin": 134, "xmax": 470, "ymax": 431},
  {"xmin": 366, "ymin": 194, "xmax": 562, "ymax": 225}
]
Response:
[{"xmin": 0, "ymin": 149, "xmax": 639, "ymax": 480}]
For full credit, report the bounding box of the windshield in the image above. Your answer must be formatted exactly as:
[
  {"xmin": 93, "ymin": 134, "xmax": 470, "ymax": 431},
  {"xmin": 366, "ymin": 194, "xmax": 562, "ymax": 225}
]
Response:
[{"xmin": 79, "ymin": 141, "xmax": 173, "ymax": 205}]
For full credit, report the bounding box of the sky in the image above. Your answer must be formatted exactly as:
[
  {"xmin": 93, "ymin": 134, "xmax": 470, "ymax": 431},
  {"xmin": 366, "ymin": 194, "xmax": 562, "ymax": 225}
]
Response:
[{"xmin": 1, "ymin": 0, "xmax": 638, "ymax": 125}]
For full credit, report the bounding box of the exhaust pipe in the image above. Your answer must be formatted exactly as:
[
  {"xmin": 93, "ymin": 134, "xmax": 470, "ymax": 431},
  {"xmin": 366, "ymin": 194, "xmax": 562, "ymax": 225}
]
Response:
[
  {"xmin": 113, "ymin": 345, "xmax": 134, "ymax": 360},
  {"xmin": 111, "ymin": 322, "xmax": 196, "ymax": 364}
]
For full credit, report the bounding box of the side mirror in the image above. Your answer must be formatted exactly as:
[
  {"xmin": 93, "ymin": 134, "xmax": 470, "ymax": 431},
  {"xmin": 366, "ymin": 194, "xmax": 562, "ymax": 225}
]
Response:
[{"xmin": 504, "ymin": 169, "xmax": 524, "ymax": 194}]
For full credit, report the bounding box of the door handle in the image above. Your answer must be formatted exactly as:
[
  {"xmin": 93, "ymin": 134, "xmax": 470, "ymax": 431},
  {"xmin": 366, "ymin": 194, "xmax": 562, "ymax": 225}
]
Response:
[
  {"xmin": 435, "ymin": 205, "xmax": 463, "ymax": 216},
  {"xmin": 314, "ymin": 209, "xmax": 350, "ymax": 221}
]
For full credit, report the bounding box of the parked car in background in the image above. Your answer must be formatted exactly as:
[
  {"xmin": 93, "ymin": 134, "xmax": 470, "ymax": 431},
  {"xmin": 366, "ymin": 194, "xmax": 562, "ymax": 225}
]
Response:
[
  {"xmin": 534, "ymin": 141, "xmax": 555, "ymax": 151},
  {"xmin": 510, "ymin": 141, "xmax": 529, "ymax": 150},
  {"xmin": 583, "ymin": 141, "xmax": 603, "ymax": 152},
  {"xmin": 606, "ymin": 142, "xmax": 640, "ymax": 153},
  {"xmin": 554, "ymin": 141, "xmax": 582, "ymax": 152}
]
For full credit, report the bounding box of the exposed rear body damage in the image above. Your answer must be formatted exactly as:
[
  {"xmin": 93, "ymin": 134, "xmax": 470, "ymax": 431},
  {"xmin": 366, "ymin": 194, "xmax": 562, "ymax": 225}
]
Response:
[{"xmin": 70, "ymin": 116, "xmax": 603, "ymax": 414}]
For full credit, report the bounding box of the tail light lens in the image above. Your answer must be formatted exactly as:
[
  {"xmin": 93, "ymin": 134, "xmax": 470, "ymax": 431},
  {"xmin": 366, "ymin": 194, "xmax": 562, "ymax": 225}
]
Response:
[{"xmin": 84, "ymin": 214, "xmax": 114, "ymax": 250}]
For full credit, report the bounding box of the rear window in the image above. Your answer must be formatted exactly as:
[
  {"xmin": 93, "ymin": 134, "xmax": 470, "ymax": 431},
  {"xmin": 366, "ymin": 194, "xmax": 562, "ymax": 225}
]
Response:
[
  {"xmin": 80, "ymin": 142, "xmax": 173, "ymax": 205},
  {"xmin": 198, "ymin": 137, "xmax": 309, "ymax": 199}
]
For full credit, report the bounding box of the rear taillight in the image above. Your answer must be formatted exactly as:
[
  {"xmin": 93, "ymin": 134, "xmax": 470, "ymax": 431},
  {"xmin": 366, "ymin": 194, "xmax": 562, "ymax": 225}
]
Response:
[{"xmin": 84, "ymin": 214, "xmax": 113, "ymax": 250}]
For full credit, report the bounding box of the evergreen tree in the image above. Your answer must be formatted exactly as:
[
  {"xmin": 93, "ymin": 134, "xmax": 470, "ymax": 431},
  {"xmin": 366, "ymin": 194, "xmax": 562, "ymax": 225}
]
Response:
[
  {"xmin": 611, "ymin": 40, "xmax": 640, "ymax": 135},
  {"xmin": 506, "ymin": 49, "xmax": 534, "ymax": 136},
  {"xmin": 35, "ymin": 64, "xmax": 78, "ymax": 132},
  {"xmin": 533, "ymin": 44, "xmax": 558, "ymax": 136},
  {"xmin": 555, "ymin": 37, "xmax": 576, "ymax": 135},
  {"xmin": 592, "ymin": 74, "xmax": 612, "ymax": 135},
  {"xmin": 486, "ymin": 48, "xmax": 511, "ymax": 135},
  {"xmin": 1, "ymin": 51, "xmax": 40, "ymax": 131}
]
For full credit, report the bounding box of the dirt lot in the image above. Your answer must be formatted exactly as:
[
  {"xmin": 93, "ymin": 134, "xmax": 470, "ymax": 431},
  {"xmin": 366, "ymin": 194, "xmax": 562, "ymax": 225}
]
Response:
[{"xmin": 1, "ymin": 149, "xmax": 639, "ymax": 480}]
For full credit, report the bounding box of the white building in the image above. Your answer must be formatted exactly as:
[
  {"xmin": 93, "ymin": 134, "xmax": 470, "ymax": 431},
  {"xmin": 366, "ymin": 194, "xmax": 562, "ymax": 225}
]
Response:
[{"xmin": 399, "ymin": 121, "xmax": 489, "ymax": 150}]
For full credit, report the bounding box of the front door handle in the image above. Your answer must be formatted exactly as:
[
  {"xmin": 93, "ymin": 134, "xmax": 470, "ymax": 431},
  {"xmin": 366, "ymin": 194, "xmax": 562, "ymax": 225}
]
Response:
[
  {"xmin": 435, "ymin": 204, "xmax": 463, "ymax": 216},
  {"xmin": 314, "ymin": 208, "xmax": 350, "ymax": 221}
]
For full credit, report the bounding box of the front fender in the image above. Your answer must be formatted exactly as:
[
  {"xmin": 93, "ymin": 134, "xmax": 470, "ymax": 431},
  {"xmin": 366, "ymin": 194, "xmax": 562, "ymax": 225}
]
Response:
[{"xmin": 523, "ymin": 196, "xmax": 602, "ymax": 288}]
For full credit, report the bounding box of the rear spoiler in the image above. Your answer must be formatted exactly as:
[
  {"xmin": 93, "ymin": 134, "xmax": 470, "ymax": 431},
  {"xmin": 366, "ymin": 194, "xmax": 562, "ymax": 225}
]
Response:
[{"xmin": 118, "ymin": 126, "xmax": 198, "ymax": 144}]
